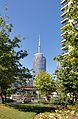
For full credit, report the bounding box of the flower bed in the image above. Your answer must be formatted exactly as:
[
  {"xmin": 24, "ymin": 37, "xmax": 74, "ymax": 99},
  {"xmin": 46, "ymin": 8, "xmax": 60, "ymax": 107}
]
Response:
[{"xmin": 39, "ymin": 110, "xmax": 78, "ymax": 119}]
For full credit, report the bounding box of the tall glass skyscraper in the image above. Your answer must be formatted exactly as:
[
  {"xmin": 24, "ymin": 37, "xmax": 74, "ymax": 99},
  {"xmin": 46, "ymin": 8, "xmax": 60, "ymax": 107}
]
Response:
[{"xmin": 33, "ymin": 35, "xmax": 46, "ymax": 76}]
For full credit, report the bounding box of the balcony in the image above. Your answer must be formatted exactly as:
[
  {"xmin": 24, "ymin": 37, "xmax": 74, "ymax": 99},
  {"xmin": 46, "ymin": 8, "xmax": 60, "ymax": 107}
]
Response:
[
  {"xmin": 61, "ymin": 10, "xmax": 68, "ymax": 17},
  {"xmin": 61, "ymin": 39, "xmax": 66, "ymax": 47},
  {"xmin": 61, "ymin": 4, "xmax": 68, "ymax": 11},
  {"xmin": 61, "ymin": 0, "xmax": 67, "ymax": 5},
  {"xmin": 61, "ymin": 31, "xmax": 68, "ymax": 37},
  {"xmin": 61, "ymin": 18, "xmax": 68, "ymax": 24},
  {"xmin": 62, "ymin": 52, "xmax": 69, "ymax": 56},
  {"xmin": 61, "ymin": 46, "xmax": 67, "ymax": 50},
  {"xmin": 61, "ymin": 39, "xmax": 66, "ymax": 43},
  {"xmin": 61, "ymin": 24, "xmax": 69, "ymax": 31}
]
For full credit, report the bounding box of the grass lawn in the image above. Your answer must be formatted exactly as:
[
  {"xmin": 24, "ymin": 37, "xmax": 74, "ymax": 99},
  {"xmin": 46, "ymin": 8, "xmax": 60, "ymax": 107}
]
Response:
[{"xmin": 0, "ymin": 104, "xmax": 36, "ymax": 119}]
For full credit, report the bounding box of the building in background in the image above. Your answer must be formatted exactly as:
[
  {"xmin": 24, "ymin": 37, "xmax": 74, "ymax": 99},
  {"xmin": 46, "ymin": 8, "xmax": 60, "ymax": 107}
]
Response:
[
  {"xmin": 61, "ymin": 0, "xmax": 71, "ymax": 55},
  {"xmin": 60, "ymin": 0, "xmax": 78, "ymax": 55},
  {"xmin": 33, "ymin": 35, "xmax": 46, "ymax": 76}
]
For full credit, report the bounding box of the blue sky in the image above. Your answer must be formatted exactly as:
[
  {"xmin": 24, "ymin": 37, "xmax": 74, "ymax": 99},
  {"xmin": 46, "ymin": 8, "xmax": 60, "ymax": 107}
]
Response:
[{"xmin": 0, "ymin": 0, "xmax": 62, "ymax": 74}]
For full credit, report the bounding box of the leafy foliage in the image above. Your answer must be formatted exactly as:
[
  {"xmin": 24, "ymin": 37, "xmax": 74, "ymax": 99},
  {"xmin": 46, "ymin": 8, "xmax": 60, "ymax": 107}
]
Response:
[
  {"xmin": 0, "ymin": 17, "xmax": 28, "ymax": 102},
  {"xmin": 35, "ymin": 71, "xmax": 56, "ymax": 100},
  {"xmin": 54, "ymin": 0, "xmax": 78, "ymax": 102}
]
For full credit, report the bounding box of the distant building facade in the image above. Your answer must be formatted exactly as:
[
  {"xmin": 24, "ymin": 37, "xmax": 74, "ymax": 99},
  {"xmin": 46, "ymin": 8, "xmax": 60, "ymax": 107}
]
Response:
[{"xmin": 33, "ymin": 35, "xmax": 46, "ymax": 76}]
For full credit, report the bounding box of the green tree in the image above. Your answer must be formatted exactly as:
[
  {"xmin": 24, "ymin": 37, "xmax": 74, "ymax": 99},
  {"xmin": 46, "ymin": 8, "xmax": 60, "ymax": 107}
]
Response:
[
  {"xmin": 54, "ymin": 0, "xmax": 78, "ymax": 102},
  {"xmin": 55, "ymin": 55, "xmax": 78, "ymax": 102},
  {"xmin": 55, "ymin": 79, "xmax": 64, "ymax": 96},
  {"xmin": 35, "ymin": 71, "xmax": 55, "ymax": 101},
  {"xmin": 0, "ymin": 17, "xmax": 28, "ymax": 103}
]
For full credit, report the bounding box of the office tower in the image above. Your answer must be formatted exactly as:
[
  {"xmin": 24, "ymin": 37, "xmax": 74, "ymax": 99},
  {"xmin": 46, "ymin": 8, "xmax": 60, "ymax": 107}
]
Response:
[
  {"xmin": 33, "ymin": 35, "xmax": 46, "ymax": 76},
  {"xmin": 61, "ymin": 0, "xmax": 78, "ymax": 55}
]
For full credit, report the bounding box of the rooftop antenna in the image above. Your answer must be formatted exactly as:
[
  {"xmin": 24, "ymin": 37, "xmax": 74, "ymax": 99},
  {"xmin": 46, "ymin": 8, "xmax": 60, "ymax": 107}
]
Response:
[{"xmin": 38, "ymin": 34, "xmax": 41, "ymax": 53}]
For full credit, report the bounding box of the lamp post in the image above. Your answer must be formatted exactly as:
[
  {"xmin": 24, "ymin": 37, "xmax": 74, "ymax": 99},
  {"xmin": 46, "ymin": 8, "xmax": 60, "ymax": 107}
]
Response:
[
  {"xmin": 36, "ymin": 90, "xmax": 39, "ymax": 101},
  {"xmin": 0, "ymin": 86, "xmax": 1, "ymax": 93}
]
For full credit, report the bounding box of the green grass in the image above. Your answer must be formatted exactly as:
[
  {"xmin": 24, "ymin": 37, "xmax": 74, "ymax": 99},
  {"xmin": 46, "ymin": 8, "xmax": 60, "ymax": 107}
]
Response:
[{"xmin": 0, "ymin": 104, "xmax": 36, "ymax": 119}]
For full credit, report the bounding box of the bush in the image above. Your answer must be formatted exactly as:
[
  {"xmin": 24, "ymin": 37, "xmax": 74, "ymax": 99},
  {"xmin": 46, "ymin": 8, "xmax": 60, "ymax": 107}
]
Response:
[
  {"xmin": 38, "ymin": 100, "xmax": 49, "ymax": 104},
  {"xmin": 50, "ymin": 97, "xmax": 69, "ymax": 106},
  {"xmin": 74, "ymin": 100, "xmax": 78, "ymax": 106}
]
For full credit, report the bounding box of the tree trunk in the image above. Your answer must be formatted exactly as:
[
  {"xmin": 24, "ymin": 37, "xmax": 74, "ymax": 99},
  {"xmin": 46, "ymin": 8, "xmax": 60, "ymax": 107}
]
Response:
[
  {"xmin": 4, "ymin": 91, "xmax": 7, "ymax": 103},
  {"xmin": 74, "ymin": 93, "xmax": 78, "ymax": 103},
  {"xmin": 1, "ymin": 92, "xmax": 4, "ymax": 104}
]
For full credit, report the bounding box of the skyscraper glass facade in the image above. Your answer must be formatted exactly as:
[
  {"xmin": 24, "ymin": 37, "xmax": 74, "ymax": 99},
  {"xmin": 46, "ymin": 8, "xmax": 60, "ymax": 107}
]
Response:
[
  {"xmin": 33, "ymin": 35, "xmax": 46, "ymax": 76},
  {"xmin": 33, "ymin": 53, "xmax": 46, "ymax": 76}
]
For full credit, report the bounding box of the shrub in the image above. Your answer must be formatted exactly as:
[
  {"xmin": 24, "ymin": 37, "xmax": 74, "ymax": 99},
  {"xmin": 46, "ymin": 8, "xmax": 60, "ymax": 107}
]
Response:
[
  {"xmin": 74, "ymin": 100, "xmax": 78, "ymax": 107},
  {"xmin": 38, "ymin": 100, "xmax": 49, "ymax": 104},
  {"xmin": 50, "ymin": 97, "xmax": 69, "ymax": 106}
]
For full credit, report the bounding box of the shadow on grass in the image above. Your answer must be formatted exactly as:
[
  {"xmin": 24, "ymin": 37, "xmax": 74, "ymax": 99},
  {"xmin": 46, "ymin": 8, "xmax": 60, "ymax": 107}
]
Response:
[{"xmin": 7, "ymin": 103, "xmax": 56, "ymax": 114}]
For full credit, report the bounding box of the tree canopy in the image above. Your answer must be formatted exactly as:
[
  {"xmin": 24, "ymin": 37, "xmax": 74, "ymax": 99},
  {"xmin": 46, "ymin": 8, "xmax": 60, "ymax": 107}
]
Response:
[
  {"xmin": 54, "ymin": 0, "xmax": 78, "ymax": 102},
  {"xmin": 35, "ymin": 71, "xmax": 55, "ymax": 100},
  {"xmin": 0, "ymin": 16, "xmax": 28, "ymax": 102}
]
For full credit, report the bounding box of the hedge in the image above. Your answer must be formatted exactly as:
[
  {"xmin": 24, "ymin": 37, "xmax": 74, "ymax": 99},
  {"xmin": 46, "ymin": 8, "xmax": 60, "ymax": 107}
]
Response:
[{"xmin": 7, "ymin": 103, "xmax": 56, "ymax": 113}]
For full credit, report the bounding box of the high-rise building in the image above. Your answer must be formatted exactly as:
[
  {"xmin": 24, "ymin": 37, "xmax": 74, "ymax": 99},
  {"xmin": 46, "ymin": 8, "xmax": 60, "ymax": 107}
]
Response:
[
  {"xmin": 60, "ymin": 0, "xmax": 78, "ymax": 55},
  {"xmin": 33, "ymin": 35, "xmax": 46, "ymax": 76}
]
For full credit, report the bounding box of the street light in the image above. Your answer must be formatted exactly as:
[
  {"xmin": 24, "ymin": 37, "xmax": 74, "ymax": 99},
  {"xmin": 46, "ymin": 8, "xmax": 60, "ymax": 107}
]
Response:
[
  {"xmin": 0, "ymin": 86, "xmax": 1, "ymax": 93},
  {"xmin": 36, "ymin": 90, "xmax": 39, "ymax": 101}
]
